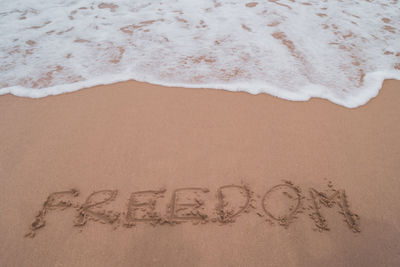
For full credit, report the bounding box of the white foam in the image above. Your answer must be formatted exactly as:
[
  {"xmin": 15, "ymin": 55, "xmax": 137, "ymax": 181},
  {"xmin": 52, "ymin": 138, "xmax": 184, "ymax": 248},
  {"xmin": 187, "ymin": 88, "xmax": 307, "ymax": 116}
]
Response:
[{"xmin": 1, "ymin": 0, "xmax": 399, "ymax": 107}]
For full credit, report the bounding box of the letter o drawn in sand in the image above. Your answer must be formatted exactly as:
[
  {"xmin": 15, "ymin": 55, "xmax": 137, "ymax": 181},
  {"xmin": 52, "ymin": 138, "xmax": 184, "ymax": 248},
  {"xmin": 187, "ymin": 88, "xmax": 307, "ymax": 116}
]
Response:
[{"xmin": 262, "ymin": 183, "xmax": 301, "ymax": 227}]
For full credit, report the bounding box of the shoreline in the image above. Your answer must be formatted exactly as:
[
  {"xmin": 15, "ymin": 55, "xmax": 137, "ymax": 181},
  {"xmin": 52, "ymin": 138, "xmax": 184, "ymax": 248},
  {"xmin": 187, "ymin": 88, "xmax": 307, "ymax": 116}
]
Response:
[
  {"xmin": 2, "ymin": 74, "xmax": 400, "ymax": 108},
  {"xmin": 1, "ymin": 79, "xmax": 399, "ymax": 266}
]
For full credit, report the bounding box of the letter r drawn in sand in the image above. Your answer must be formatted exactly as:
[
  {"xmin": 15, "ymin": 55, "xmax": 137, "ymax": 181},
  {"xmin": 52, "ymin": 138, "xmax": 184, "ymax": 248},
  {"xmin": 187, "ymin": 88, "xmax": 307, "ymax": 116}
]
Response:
[{"xmin": 74, "ymin": 189, "xmax": 118, "ymax": 226}]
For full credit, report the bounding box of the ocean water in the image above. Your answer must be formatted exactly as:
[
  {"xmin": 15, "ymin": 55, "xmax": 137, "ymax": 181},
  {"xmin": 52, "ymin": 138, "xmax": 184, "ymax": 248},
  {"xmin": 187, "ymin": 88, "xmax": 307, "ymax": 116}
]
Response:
[{"xmin": 0, "ymin": 0, "xmax": 399, "ymax": 107}]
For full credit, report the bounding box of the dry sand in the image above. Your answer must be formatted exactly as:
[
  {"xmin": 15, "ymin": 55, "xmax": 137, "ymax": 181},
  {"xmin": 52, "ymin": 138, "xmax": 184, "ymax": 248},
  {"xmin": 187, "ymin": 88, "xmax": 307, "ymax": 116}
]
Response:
[{"xmin": 0, "ymin": 80, "xmax": 400, "ymax": 266}]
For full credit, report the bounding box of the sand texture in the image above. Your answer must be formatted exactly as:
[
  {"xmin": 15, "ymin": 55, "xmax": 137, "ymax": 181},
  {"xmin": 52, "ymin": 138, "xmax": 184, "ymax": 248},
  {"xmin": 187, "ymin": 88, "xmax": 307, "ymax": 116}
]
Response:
[{"xmin": 1, "ymin": 80, "xmax": 400, "ymax": 266}]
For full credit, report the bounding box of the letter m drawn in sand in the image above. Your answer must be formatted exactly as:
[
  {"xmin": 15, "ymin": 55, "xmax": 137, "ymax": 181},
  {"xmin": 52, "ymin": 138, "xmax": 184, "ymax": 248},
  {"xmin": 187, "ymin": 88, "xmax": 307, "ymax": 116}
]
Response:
[{"xmin": 309, "ymin": 188, "xmax": 360, "ymax": 233}]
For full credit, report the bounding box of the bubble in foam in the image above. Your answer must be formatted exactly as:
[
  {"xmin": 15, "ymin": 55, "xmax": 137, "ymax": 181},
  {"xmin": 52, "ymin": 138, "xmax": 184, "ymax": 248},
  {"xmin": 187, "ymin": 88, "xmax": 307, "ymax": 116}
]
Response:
[{"xmin": 0, "ymin": 0, "xmax": 399, "ymax": 107}]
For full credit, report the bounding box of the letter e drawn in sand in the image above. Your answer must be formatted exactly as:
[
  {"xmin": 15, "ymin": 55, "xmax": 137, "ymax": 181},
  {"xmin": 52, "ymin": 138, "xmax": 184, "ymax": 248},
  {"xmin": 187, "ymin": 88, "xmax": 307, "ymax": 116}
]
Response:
[
  {"xmin": 216, "ymin": 185, "xmax": 251, "ymax": 223},
  {"xmin": 74, "ymin": 189, "xmax": 119, "ymax": 226},
  {"xmin": 25, "ymin": 189, "xmax": 79, "ymax": 238},
  {"xmin": 262, "ymin": 181, "xmax": 302, "ymax": 228},
  {"xmin": 170, "ymin": 187, "xmax": 209, "ymax": 222},
  {"xmin": 125, "ymin": 189, "xmax": 166, "ymax": 226},
  {"xmin": 309, "ymin": 187, "xmax": 360, "ymax": 233}
]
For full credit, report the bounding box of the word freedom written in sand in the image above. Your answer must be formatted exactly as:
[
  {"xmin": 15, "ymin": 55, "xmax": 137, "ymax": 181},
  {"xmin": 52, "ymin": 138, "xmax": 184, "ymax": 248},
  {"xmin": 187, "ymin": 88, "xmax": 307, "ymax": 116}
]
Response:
[{"xmin": 26, "ymin": 180, "xmax": 360, "ymax": 238}]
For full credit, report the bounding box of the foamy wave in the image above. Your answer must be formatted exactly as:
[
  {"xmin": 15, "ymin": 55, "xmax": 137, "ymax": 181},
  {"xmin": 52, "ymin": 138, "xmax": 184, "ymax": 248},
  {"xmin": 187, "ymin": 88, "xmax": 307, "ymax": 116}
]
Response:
[{"xmin": 1, "ymin": 0, "xmax": 399, "ymax": 107}]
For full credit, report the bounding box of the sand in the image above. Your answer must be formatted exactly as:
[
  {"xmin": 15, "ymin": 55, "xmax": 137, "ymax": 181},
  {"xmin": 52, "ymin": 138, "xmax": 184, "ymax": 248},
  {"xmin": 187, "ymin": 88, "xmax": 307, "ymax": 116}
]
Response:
[{"xmin": 0, "ymin": 80, "xmax": 399, "ymax": 266}]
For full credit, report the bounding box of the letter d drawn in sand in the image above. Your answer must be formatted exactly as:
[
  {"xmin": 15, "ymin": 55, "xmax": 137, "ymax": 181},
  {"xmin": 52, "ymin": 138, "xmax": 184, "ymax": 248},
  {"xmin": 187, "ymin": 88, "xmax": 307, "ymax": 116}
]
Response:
[{"xmin": 216, "ymin": 185, "xmax": 250, "ymax": 223}]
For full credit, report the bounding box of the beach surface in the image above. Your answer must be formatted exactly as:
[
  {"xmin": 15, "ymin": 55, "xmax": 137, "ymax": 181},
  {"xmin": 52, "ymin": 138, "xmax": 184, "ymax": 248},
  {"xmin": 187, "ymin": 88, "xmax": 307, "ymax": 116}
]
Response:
[{"xmin": 0, "ymin": 80, "xmax": 400, "ymax": 266}]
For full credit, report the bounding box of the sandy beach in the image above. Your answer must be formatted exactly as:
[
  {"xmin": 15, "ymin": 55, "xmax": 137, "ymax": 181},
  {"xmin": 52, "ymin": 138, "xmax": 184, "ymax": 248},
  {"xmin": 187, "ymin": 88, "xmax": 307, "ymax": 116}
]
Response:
[{"xmin": 0, "ymin": 80, "xmax": 400, "ymax": 266}]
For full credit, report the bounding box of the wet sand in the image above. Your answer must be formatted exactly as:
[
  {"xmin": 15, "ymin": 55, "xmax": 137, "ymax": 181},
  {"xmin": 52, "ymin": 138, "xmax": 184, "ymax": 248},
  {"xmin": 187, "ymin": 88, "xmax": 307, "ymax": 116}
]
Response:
[{"xmin": 0, "ymin": 80, "xmax": 399, "ymax": 266}]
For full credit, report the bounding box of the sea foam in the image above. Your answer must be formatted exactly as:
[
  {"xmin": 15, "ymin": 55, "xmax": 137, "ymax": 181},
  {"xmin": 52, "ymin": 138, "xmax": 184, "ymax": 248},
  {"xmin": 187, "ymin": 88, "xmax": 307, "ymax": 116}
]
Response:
[{"xmin": 0, "ymin": 0, "xmax": 399, "ymax": 107}]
